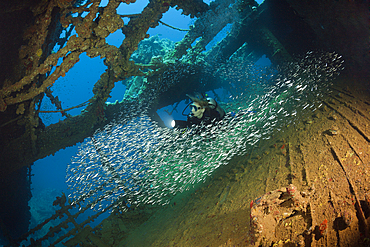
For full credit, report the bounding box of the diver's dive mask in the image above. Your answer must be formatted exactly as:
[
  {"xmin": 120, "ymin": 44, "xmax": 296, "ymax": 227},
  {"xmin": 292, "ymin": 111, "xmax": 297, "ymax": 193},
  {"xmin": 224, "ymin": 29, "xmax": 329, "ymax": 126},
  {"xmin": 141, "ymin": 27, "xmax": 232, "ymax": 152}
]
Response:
[
  {"xmin": 190, "ymin": 103, "xmax": 205, "ymax": 119},
  {"xmin": 190, "ymin": 104, "xmax": 200, "ymax": 112}
]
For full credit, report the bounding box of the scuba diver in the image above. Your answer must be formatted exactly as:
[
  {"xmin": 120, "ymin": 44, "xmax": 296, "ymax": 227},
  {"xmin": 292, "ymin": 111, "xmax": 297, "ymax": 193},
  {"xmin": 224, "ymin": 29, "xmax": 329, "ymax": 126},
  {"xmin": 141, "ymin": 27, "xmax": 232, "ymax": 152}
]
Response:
[{"xmin": 171, "ymin": 93, "xmax": 226, "ymax": 129}]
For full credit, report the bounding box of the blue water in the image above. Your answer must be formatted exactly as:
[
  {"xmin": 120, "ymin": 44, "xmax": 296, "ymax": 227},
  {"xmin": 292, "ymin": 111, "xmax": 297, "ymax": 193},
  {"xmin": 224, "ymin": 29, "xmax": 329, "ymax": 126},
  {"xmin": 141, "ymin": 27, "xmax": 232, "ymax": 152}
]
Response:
[
  {"xmin": 28, "ymin": 0, "xmax": 268, "ymax": 243},
  {"xmin": 34, "ymin": 0, "xmax": 195, "ymax": 197},
  {"xmin": 33, "ymin": 0, "xmax": 265, "ymax": 198}
]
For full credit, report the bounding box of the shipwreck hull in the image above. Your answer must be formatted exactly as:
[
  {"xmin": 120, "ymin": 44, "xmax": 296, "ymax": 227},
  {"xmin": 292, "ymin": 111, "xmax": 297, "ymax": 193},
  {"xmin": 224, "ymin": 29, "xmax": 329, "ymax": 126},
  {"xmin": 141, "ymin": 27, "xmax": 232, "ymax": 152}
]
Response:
[
  {"xmin": 118, "ymin": 75, "xmax": 370, "ymax": 246},
  {"xmin": 0, "ymin": 0, "xmax": 369, "ymax": 246}
]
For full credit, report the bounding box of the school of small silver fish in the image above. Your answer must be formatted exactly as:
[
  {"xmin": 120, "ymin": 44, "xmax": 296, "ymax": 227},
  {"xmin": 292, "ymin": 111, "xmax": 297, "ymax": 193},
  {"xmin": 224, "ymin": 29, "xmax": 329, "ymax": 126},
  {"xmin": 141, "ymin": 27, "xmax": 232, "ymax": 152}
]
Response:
[{"xmin": 66, "ymin": 51, "xmax": 344, "ymax": 212}]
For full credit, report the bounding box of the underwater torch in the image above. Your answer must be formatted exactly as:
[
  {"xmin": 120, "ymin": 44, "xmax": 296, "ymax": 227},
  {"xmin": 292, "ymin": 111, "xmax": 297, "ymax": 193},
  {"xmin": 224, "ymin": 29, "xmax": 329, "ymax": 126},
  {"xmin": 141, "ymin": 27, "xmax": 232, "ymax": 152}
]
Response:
[{"xmin": 171, "ymin": 120, "xmax": 189, "ymax": 129}]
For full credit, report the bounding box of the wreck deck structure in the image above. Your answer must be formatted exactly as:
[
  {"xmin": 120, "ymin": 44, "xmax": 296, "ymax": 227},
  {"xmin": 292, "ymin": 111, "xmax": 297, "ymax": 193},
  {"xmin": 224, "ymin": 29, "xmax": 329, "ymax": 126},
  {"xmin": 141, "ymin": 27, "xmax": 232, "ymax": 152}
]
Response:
[{"xmin": 0, "ymin": 0, "xmax": 369, "ymax": 246}]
